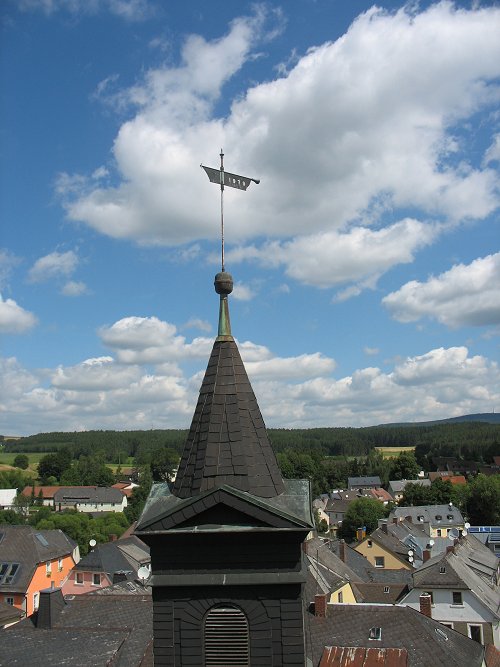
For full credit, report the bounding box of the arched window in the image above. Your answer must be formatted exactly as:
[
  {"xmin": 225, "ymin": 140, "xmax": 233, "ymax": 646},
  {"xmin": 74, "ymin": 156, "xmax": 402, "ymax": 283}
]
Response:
[{"xmin": 204, "ymin": 605, "xmax": 249, "ymax": 666}]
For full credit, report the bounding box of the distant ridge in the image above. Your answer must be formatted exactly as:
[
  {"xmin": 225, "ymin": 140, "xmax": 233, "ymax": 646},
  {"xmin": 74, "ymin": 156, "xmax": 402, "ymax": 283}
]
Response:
[{"xmin": 378, "ymin": 412, "xmax": 500, "ymax": 427}]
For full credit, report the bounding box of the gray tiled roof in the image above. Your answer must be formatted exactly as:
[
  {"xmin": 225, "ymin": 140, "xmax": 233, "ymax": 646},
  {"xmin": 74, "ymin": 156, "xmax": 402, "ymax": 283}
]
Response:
[
  {"xmin": 0, "ymin": 593, "xmax": 153, "ymax": 666},
  {"xmin": 348, "ymin": 476, "xmax": 381, "ymax": 488},
  {"xmin": 390, "ymin": 504, "xmax": 464, "ymax": 528},
  {"xmin": 53, "ymin": 486, "xmax": 125, "ymax": 503},
  {"xmin": 74, "ymin": 536, "xmax": 149, "ymax": 579},
  {"xmin": 0, "ymin": 525, "xmax": 76, "ymax": 594},
  {"xmin": 306, "ymin": 603, "xmax": 485, "ymax": 666},
  {"xmin": 172, "ymin": 337, "xmax": 285, "ymax": 499}
]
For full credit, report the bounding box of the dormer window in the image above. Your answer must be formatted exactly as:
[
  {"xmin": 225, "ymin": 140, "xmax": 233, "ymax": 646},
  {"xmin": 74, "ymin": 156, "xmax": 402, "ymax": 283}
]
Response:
[
  {"xmin": 440, "ymin": 566, "xmax": 446, "ymax": 574},
  {"xmin": 435, "ymin": 515, "xmax": 442, "ymax": 521},
  {"xmin": 369, "ymin": 627, "xmax": 382, "ymax": 640},
  {"xmin": 384, "ymin": 586, "xmax": 390, "ymax": 594},
  {"xmin": 447, "ymin": 514, "xmax": 453, "ymax": 520},
  {"xmin": 417, "ymin": 516, "xmax": 424, "ymax": 522}
]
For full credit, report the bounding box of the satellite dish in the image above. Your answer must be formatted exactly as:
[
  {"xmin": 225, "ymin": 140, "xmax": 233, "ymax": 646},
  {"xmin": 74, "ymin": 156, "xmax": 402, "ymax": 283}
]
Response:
[
  {"xmin": 464, "ymin": 522, "xmax": 470, "ymax": 529},
  {"xmin": 408, "ymin": 556, "xmax": 414, "ymax": 563},
  {"xmin": 89, "ymin": 539, "xmax": 97, "ymax": 548},
  {"xmin": 408, "ymin": 550, "xmax": 414, "ymax": 556},
  {"xmin": 429, "ymin": 539, "xmax": 435, "ymax": 546},
  {"xmin": 448, "ymin": 528, "xmax": 460, "ymax": 540},
  {"xmin": 462, "ymin": 530, "xmax": 468, "ymax": 536},
  {"xmin": 137, "ymin": 566, "xmax": 150, "ymax": 583},
  {"xmin": 449, "ymin": 502, "xmax": 453, "ymax": 507}
]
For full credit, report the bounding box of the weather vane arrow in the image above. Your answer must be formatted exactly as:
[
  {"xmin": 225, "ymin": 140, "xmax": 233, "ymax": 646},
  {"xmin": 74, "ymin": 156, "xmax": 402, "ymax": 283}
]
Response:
[{"xmin": 201, "ymin": 149, "xmax": 260, "ymax": 271}]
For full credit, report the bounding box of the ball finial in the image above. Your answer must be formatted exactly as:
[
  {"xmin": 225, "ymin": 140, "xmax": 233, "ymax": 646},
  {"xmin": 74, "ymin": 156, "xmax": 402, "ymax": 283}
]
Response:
[{"xmin": 214, "ymin": 271, "xmax": 233, "ymax": 296}]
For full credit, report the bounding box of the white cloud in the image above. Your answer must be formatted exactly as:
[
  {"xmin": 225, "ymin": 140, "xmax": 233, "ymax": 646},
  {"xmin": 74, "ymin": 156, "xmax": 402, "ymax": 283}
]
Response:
[
  {"xmin": 0, "ymin": 249, "xmax": 21, "ymax": 289},
  {"xmin": 28, "ymin": 250, "xmax": 79, "ymax": 283},
  {"xmin": 483, "ymin": 133, "xmax": 500, "ymax": 166},
  {"xmin": 383, "ymin": 252, "xmax": 500, "ymax": 327},
  {"xmin": 182, "ymin": 317, "xmax": 212, "ymax": 333},
  {"xmin": 364, "ymin": 347, "xmax": 380, "ymax": 356},
  {"xmin": 61, "ymin": 281, "xmax": 88, "ymax": 297},
  {"xmin": 232, "ymin": 282, "xmax": 256, "ymax": 301},
  {"xmin": 226, "ymin": 219, "xmax": 437, "ymax": 291},
  {"xmin": 18, "ymin": 0, "xmax": 152, "ymax": 21},
  {"xmin": 98, "ymin": 315, "xmax": 212, "ymax": 364},
  {"xmin": 1, "ymin": 342, "xmax": 498, "ymax": 435},
  {"xmin": 61, "ymin": 2, "xmax": 500, "ymax": 267},
  {"xmin": 0, "ymin": 294, "xmax": 37, "ymax": 334}
]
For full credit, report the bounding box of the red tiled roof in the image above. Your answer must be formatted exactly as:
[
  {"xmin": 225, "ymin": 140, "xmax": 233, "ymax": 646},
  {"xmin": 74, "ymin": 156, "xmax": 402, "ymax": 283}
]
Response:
[
  {"xmin": 320, "ymin": 646, "xmax": 408, "ymax": 667},
  {"xmin": 485, "ymin": 644, "xmax": 500, "ymax": 667}
]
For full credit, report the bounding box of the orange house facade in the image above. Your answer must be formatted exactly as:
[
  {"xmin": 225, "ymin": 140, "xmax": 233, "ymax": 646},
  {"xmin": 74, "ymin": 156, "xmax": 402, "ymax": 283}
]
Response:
[{"xmin": 0, "ymin": 526, "xmax": 79, "ymax": 618}]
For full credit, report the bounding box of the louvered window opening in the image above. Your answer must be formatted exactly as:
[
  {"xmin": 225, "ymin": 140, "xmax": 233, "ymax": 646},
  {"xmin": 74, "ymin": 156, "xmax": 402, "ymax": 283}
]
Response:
[{"xmin": 205, "ymin": 606, "xmax": 249, "ymax": 666}]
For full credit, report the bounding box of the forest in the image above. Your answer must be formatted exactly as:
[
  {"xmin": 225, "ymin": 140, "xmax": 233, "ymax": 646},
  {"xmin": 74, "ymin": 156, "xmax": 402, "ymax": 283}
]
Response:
[{"xmin": 4, "ymin": 420, "xmax": 499, "ymax": 465}]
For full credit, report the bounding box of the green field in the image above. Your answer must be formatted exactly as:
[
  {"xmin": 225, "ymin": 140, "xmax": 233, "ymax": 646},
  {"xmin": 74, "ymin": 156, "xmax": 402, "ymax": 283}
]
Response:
[
  {"xmin": 374, "ymin": 446, "xmax": 416, "ymax": 459},
  {"xmin": 0, "ymin": 451, "xmax": 47, "ymax": 467}
]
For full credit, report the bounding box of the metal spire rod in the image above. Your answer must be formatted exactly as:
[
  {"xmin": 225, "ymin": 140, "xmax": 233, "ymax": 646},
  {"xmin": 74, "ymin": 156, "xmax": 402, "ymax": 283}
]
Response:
[{"xmin": 220, "ymin": 149, "xmax": 225, "ymax": 272}]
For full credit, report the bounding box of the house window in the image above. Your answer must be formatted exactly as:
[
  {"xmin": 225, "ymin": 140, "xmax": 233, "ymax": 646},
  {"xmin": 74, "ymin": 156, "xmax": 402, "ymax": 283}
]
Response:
[
  {"xmin": 375, "ymin": 556, "xmax": 385, "ymax": 568},
  {"xmin": 58, "ymin": 558, "xmax": 63, "ymax": 572},
  {"xmin": 75, "ymin": 572, "xmax": 84, "ymax": 585},
  {"xmin": 33, "ymin": 593, "xmax": 39, "ymax": 611},
  {"xmin": 384, "ymin": 586, "xmax": 390, "ymax": 594},
  {"xmin": 45, "ymin": 561, "xmax": 51, "ymax": 576},
  {"xmin": 439, "ymin": 566, "xmax": 446, "ymax": 574},
  {"xmin": 468, "ymin": 625, "xmax": 482, "ymax": 643},
  {"xmin": 367, "ymin": 540, "xmax": 373, "ymax": 548},
  {"xmin": 452, "ymin": 591, "xmax": 463, "ymax": 605},
  {"xmin": 204, "ymin": 605, "xmax": 249, "ymax": 666},
  {"xmin": 5, "ymin": 597, "xmax": 14, "ymax": 606},
  {"xmin": 92, "ymin": 573, "xmax": 101, "ymax": 586},
  {"xmin": 338, "ymin": 591, "xmax": 343, "ymax": 603},
  {"xmin": 369, "ymin": 627, "xmax": 382, "ymax": 640},
  {"xmin": 436, "ymin": 529, "xmax": 442, "ymax": 537},
  {"xmin": 441, "ymin": 623, "xmax": 453, "ymax": 630}
]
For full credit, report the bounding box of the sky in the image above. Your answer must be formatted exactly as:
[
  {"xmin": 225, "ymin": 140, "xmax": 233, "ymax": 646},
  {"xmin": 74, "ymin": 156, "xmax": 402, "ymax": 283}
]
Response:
[{"xmin": 1, "ymin": 0, "xmax": 499, "ymax": 436}]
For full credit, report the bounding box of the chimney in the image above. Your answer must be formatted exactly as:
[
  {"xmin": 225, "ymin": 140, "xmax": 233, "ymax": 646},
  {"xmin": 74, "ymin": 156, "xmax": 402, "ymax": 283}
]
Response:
[
  {"xmin": 381, "ymin": 522, "xmax": 388, "ymax": 534},
  {"xmin": 419, "ymin": 593, "xmax": 432, "ymax": 618},
  {"xmin": 113, "ymin": 571, "xmax": 128, "ymax": 584},
  {"xmin": 423, "ymin": 550, "xmax": 431, "ymax": 562},
  {"xmin": 392, "ymin": 517, "xmax": 398, "ymax": 525},
  {"xmin": 339, "ymin": 539, "xmax": 346, "ymax": 563},
  {"xmin": 36, "ymin": 587, "xmax": 66, "ymax": 629},
  {"xmin": 314, "ymin": 593, "xmax": 328, "ymax": 618},
  {"xmin": 446, "ymin": 545, "xmax": 454, "ymax": 554}
]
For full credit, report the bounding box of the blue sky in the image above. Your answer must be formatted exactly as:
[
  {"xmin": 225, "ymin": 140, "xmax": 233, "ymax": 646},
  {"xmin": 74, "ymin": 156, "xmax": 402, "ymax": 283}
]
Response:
[{"xmin": 1, "ymin": 0, "xmax": 499, "ymax": 435}]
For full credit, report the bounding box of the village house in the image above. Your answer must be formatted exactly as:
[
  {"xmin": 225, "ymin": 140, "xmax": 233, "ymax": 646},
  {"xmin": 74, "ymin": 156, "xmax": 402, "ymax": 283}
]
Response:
[
  {"xmin": 400, "ymin": 533, "xmax": 500, "ymax": 647},
  {"xmin": 0, "ymin": 525, "xmax": 79, "ymax": 617}
]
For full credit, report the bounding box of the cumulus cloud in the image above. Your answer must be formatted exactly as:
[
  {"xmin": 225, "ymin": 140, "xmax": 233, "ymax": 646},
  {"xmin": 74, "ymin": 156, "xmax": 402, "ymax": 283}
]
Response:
[
  {"xmin": 60, "ymin": 2, "xmax": 500, "ymax": 281},
  {"xmin": 2, "ymin": 340, "xmax": 498, "ymax": 435},
  {"xmin": 61, "ymin": 281, "xmax": 88, "ymax": 297},
  {"xmin": 98, "ymin": 315, "xmax": 212, "ymax": 364},
  {"xmin": 226, "ymin": 219, "xmax": 437, "ymax": 291},
  {"xmin": 28, "ymin": 250, "xmax": 79, "ymax": 284},
  {"xmin": 383, "ymin": 253, "xmax": 500, "ymax": 327},
  {"xmin": 0, "ymin": 294, "xmax": 37, "ymax": 334}
]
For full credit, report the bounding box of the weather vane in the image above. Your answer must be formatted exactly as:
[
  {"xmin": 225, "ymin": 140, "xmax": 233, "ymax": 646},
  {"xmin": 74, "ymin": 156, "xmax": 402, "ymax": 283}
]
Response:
[{"xmin": 201, "ymin": 150, "xmax": 260, "ymax": 271}]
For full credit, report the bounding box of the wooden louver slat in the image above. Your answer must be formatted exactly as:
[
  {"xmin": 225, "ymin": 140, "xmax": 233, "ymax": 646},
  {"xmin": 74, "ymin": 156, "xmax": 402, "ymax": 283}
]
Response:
[{"xmin": 205, "ymin": 606, "xmax": 249, "ymax": 666}]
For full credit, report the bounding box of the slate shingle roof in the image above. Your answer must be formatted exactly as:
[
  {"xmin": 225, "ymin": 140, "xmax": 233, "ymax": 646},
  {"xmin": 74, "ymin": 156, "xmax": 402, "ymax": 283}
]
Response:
[
  {"xmin": 0, "ymin": 591, "xmax": 153, "ymax": 666},
  {"xmin": 53, "ymin": 486, "xmax": 125, "ymax": 503},
  {"xmin": 306, "ymin": 604, "xmax": 485, "ymax": 667},
  {"xmin": 74, "ymin": 536, "xmax": 149, "ymax": 579},
  {"xmin": 172, "ymin": 336, "xmax": 285, "ymax": 499}
]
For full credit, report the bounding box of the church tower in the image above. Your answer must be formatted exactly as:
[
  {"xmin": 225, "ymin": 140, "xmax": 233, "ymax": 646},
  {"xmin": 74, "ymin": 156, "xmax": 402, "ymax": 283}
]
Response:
[{"xmin": 135, "ymin": 158, "xmax": 313, "ymax": 666}]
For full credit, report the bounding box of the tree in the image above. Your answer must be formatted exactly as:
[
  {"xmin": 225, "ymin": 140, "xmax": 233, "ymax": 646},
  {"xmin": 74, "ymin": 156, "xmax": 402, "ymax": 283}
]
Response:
[
  {"xmin": 13, "ymin": 454, "xmax": 29, "ymax": 470},
  {"xmin": 465, "ymin": 474, "xmax": 500, "ymax": 525},
  {"xmin": 60, "ymin": 456, "xmax": 115, "ymax": 487},
  {"xmin": 150, "ymin": 448, "xmax": 178, "ymax": 482},
  {"xmin": 125, "ymin": 466, "xmax": 153, "ymax": 523},
  {"xmin": 338, "ymin": 497, "xmax": 388, "ymax": 542},
  {"xmin": 389, "ymin": 452, "xmax": 420, "ymax": 481}
]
